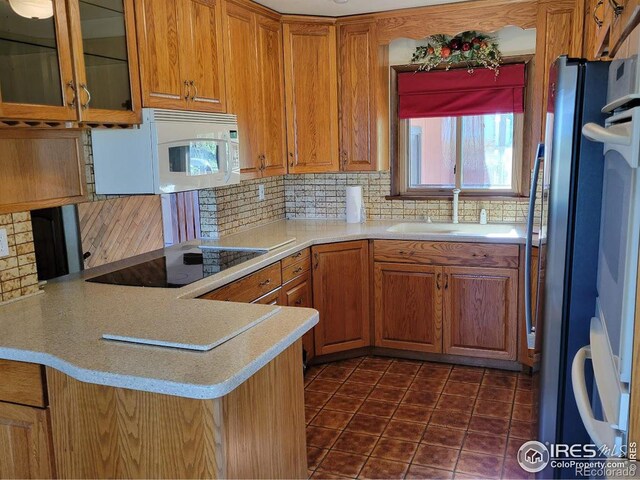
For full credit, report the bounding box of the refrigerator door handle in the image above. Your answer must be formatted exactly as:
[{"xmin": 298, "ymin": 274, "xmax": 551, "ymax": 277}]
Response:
[
  {"xmin": 572, "ymin": 345, "xmax": 619, "ymax": 451},
  {"xmin": 582, "ymin": 122, "xmax": 632, "ymax": 146},
  {"xmin": 524, "ymin": 144, "xmax": 543, "ymax": 350}
]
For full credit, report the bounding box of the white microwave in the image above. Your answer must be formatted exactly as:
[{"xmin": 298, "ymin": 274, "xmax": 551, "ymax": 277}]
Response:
[{"xmin": 92, "ymin": 109, "xmax": 240, "ymax": 194}]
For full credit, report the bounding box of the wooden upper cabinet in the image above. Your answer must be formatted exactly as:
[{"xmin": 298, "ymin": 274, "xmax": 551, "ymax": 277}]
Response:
[
  {"xmin": 443, "ymin": 266, "xmax": 518, "ymax": 361},
  {"xmin": 0, "ymin": 0, "xmax": 76, "ymax": 122},
  {"xmin": 609, "ymin": 0, "xmax": 640, "ymax": 57},
  {"xmin": 182, "ymin": 0, "xmax": 227, "ymax": 112},
  {"xmin": 136, "ymin": 0, "xmax": 226, "ymax": 112},
  {"xmin": 223, "ymin": 1, "xmax": 260, "ymax": 177},
  {"xmin": 0, "ymin": 129, "xmax": 86, "ymax": 214},
  {"xmin": 135, "ymin": 0, "xmax": 187, "ymax": 109},
  {"xmin": 312, "ymin": 241, "xmax": 370, "ymax": 355},
  {"xmin": 374, "ymin": 263, "xmax": 443, "ymax": 353},
  {"xmin": 338, "ymin": 22, "xmax": 378, "ymax": 171},
  {"xmin": 66, "ymin": 0, "xmax": 142, "ymax": 125},
  {"xmin": 283, "ymin": 21, "xmax": 339, "ymax": 173},
  {"xmin": 222, "ymin": 2, "xmax": 286, "ymax": 178},
  {"xmin": 532, "ymin": 0, "xmax": 584, "ymax": 143},
  {"xmin": 256, "ymin": 15, "xmax": 287, "ymax": 177},
  {"xmin": 0, "ymin": 402, "xmax": 55, "ymax": 479}
]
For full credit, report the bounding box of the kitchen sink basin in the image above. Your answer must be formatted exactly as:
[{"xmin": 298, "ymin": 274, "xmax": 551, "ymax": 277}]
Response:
[{"xmin": 386, "ymin": 222, "xmax": 519, "ymax": 237}]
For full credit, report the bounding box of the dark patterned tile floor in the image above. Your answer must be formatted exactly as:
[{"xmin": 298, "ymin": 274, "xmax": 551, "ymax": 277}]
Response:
[{"xmin": 304, "ymin": 356, "xmax": 539, "ymax": 480}]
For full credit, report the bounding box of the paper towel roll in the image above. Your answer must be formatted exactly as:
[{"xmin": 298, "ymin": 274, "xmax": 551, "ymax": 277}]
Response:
[{"xmin": 346, "ymin": 185, "xmax": 363, "ymax": 223}]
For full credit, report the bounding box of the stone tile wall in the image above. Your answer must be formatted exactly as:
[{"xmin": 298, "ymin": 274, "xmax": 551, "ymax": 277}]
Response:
[
  {"xmin": 284, "ymin": 172, "xmax": 531, "ymax": 224},
  {"xmin": 0, "ymin": 212, "xmax": 39, "ymax": 303},
  {"xmin": 199, "ymin": 176, "xmax": 286, "ymax": 238}
]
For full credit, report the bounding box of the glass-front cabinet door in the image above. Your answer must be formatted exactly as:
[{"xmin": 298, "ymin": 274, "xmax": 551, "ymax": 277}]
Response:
[
  {"xmin": 66, "ymin": 0, "xmax": 141, "ymax": 124},
  {"xmin": 0, "ymin": 0, "xmax": 77, "ymax": 121}
]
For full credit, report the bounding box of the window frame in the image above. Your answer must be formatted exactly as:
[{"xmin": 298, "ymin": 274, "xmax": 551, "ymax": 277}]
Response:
[{"xmin": 389, "ymin": 55, "xmax": 533, "ymax": 200}]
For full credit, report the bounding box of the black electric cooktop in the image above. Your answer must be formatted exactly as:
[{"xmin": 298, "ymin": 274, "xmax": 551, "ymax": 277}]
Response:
[{"xmin": 86, "ymin": 247, "xmax": 266, "ymax": 288}]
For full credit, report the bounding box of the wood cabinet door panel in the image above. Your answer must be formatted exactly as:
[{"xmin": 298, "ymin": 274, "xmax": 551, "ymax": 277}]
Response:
[
  {"xmin": 339, "ymin": 23, "xmax": 377, "ymax": 171},
  {"xmin": 312, "ymin": 241, "xmax": 370, "ymax": 355},
  {"xmin": 223, "ymin": 2, "xmax": 260, "ymax": 176},
  {"xmin": 374, "ymin": 263, "xmax": 442, "ymax": 353},
  {"xmin": 183, "ymin": 0, "xmax": 227, "ymax": 112},
  {"xmin": 0, "ymin": 129, "xmax": 86, "ymax": 214},
  {"xmin": 443, "ymin": 266, "xmax": 518, "ymax": 360},
  {"xmin": 257, "ymin": 15, "xmax": 287, "ymax": 177},
  {"xmin": 0, "ymin": 0, "xmax": 77, "ymax": 122},
  {"xmin": 135, "ymin": 0, "xmax": 187, "ymax": 109},
  {"xmin": 283, "ymin": 23, "xmax": 339, "ymax": 173},
  {"xmin": 0, "ymin": 402, "xmax": 55, "ymax": 479},
  {"xmin": 66, "ymin": 0, "xmax": 142, "ymax": 124}
]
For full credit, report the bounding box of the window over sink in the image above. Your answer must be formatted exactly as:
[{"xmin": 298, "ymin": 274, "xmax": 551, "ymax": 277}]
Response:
[{"xmin": 392, "ymin": 61, "xmax": 529, "ymax": 198}]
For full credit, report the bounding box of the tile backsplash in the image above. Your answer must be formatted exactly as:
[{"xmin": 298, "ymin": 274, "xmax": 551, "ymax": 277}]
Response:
[
  {"xmin": 199, "ymin": 176, "xmax": 286, "ymax": 238},
  {"xmin": 0, "ymin": 212, "xmax": 39, "ymax": 303},
  {"xmin": 284, "ymin": 172, "xmax": 530, "ymax": 224}
]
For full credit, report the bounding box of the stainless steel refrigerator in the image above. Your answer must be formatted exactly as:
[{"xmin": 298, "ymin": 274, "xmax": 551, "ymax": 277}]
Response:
[{"xmin": 527, "ymin": 56, "xmax": 610, "ymax": 478}]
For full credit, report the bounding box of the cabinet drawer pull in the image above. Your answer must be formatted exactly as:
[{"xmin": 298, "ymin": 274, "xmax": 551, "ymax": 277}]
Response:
[
  {"xmin": 189, "ymin": 80, "xmax": 198, "ymax": 101},
  {"xmin": 609, "ymin": 0, "xmax": 624, "ymax": 16},
  {"xmin": 294, "ymin": 298, "xmax": 304, "ymax": 306},
  {"xmin": 259, "ymin": 279, "xmax": 271, "ymax": 287},
  {"xmin": 66, "ymin": 80, "xmax": 77, "ymax": 108},
  {"xmin": 184, "ymin": 80, "xmax": 191, "ymax": 100},
  {"xmin": 293, "ymin": 267, "xmax": 303, "ymax": 274},
  {"xmin": 444, "ymin": 274, "xmax": 449, "ymax": 290},
  {"xmin": 436, "ymin": 273, "xmax": 441, "ymax": 290},
  {"xmin": 593, "ymin": 0, "xmax": 604, "ymax": 26},
  {"xmin": 80, "ymin": 83, "xmax": 91, "ymax": 109},
  {"xmin": 292, "ymin": 252, "xmax": 302, "ymax": 259}
]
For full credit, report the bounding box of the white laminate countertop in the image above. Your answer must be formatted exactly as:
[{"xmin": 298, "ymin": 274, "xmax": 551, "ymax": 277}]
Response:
[{"xmin": 0, "ymin": 219, "xmax": 526, "ymax": 400}]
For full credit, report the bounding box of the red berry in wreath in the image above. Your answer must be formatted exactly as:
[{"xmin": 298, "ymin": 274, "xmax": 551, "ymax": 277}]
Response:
[
  {"xmin": 449, "ymin": 39, "xmax": 461, "ymax": 50},
  {"xmin": 462, "ymin": 42, "xmax": 471, "ymax": 51},
  {"xmin": 441, "ymin": 46, "xmax": 451, "ymax": 58},
  {"xmin": 471, "ymin": 37, "xmax": 481, "ymax": 45}
]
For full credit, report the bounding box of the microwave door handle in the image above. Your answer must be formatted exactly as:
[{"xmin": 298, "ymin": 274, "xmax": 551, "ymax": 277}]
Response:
[
  {"xmin": 524, "ymin": 144, "xmax": 543, "ymax": 350},
  {"xmin": 582, "ymin": 122, "xmax": 632, "ymax": 146},
  {"xmin": 224, "ymin": 144, "xmax": 232, "ymax": 182}
]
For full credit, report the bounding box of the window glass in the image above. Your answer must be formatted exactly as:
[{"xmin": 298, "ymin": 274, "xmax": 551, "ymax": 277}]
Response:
[{"xmin": 406, "ymin": 113, "xmax": 515, "ymax": 192}]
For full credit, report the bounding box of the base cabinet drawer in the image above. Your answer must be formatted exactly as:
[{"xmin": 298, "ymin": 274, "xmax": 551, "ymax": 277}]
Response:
[
  {"xmin": 282, "ymin": 273, "xmax": 314, "ymax": 361},
  {"xmin": 199, "ymin": 263, "xmax": 282, "ymax": 303},
  {"xmin": 0, "ymin": 360, "xmax": 47, "ymax": 408},
  {"xmin": 373, "ymin": 240, "xmax": 520, "ymax": 268}
]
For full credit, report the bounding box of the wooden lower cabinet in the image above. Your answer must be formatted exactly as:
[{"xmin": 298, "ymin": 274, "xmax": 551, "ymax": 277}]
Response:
[
  {"xmin": 312, "ymin": 241, "xmax": 370, "ymax": 355},
  {"xmin": 0, "ymin": 402, "xmax": 55, "ymax": 479},
  {"xmin": 443, "ymin": 266, "xmax": 518, "ymax": 361},
  {"xmin": 374, "ymin": 263, "xmax": 442, "ymax": 353},
  {"xmin": 282, "ymin": 273, "xmax": 315, "ymax": 361}
]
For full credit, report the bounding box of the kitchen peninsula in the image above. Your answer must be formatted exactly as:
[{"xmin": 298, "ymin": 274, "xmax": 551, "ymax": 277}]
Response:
[{"xmin": 0, "ymin": 219, "xmax": 530, "ymax": 479}]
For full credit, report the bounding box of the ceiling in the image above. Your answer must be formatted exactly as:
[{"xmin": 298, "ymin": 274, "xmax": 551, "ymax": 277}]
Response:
[{"xmin": 252, "ymin": 0, "xmax": 467, "ymax": 17}]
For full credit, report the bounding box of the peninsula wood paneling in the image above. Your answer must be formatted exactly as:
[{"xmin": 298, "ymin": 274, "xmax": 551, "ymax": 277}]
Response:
[
  {"xmin": 78, "ymin": 196, "xmax": 164, "ymax": 269},
  {"xmin": 46, "ymin": 341, "xmax": 305, "ymax": 479}
]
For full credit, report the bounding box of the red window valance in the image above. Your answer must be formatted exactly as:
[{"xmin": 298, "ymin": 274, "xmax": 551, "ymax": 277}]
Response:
[{"xmin": 398, "ymin": 63, "xmax": 526, "ymax": 119}]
